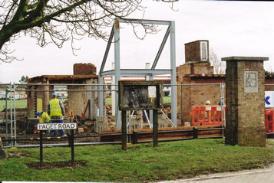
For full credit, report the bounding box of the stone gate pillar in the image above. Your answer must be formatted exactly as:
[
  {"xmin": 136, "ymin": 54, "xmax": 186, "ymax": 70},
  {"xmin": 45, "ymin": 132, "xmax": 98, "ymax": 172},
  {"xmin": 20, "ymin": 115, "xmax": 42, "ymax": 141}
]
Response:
[{"xmin": 222, "ymin": 56, "xmax": 268, "ymax": 147}]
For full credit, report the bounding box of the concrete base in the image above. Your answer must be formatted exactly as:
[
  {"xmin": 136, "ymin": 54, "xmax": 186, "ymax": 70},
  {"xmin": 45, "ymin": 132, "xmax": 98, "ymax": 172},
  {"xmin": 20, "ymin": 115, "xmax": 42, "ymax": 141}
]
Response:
[
  {"xmin": 238, "ymin": 127, "xmax": 266, "ymax": 147},
  {"xmin": 225, "ymin": 126, "xmax": 237, "ymax": 146}
]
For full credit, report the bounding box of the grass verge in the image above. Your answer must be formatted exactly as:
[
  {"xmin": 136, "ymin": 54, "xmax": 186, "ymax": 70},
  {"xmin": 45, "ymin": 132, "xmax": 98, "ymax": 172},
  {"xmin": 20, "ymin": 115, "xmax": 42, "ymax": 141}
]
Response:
[
  {"xmin": 0, "ymin": 99, "xmax": 27, "ymax": 111},
  {"xmin": 0, "ymin": 139, "xmax": 274, "ymax": 182}
]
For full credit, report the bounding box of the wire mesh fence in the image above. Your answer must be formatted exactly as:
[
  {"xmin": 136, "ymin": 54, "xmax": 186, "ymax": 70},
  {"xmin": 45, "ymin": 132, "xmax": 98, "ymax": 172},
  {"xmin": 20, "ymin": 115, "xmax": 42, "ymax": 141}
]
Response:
[{"xmin": 0, "ymin": 83, "xmax": 226, "ymax": 146}]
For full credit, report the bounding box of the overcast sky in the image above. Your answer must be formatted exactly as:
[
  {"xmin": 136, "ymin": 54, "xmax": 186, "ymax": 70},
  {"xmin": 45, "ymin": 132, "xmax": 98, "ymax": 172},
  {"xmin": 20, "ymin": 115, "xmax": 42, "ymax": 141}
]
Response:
[{"xmin": 1, "ymin": 0, "xmax": 274, "ymax": 83}]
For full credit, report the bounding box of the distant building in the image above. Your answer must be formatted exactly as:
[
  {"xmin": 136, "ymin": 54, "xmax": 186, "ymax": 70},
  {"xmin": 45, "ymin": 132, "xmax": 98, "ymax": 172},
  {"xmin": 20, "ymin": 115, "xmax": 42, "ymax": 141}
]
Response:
[{"xmin": 27, "ymin": 63, "xmax": 98, "ymax": 120}]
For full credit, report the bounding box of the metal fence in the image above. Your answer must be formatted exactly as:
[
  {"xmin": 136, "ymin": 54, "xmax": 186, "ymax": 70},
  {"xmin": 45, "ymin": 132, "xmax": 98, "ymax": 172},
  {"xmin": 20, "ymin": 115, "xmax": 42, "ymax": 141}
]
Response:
[
  {"xmin": 0, "ymin": 83, "xmax": 226, "ymax": 147},
  {"xmin": 176, "ymin": 83, "xmax": 225, "ymax": 126}
]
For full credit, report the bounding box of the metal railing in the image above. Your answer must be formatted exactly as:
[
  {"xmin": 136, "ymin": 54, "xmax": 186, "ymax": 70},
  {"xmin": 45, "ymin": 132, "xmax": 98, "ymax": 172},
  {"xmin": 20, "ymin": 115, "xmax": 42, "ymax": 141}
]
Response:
[{"xmin": 0, "ymin": 82, "xmax": 227, "ymax": 146}]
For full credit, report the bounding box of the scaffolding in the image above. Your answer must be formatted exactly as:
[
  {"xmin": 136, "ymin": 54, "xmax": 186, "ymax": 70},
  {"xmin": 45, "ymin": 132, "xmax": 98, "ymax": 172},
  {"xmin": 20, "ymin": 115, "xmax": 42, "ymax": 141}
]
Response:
[{"xmin": 99, "ymin": 18, "xmax": 177, "ymax": 128}]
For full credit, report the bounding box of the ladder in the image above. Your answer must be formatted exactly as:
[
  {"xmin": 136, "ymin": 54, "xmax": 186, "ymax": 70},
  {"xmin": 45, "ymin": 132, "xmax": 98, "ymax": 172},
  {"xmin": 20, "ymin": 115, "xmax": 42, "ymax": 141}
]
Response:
[{"xmin": 5, "ymin": 84, "xmax": 17, "ymax": 146}]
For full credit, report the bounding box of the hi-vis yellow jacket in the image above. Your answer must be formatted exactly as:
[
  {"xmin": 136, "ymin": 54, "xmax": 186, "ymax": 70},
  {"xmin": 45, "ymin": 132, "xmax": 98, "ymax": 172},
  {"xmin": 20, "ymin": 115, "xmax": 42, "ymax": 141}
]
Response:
[
  {"xmin": 39, "ymin": 112, "xmax": 50, "ymax": 123},
  {"xmin": 49, "ymin": 98, "xmax": 63, "ymax": 117}
]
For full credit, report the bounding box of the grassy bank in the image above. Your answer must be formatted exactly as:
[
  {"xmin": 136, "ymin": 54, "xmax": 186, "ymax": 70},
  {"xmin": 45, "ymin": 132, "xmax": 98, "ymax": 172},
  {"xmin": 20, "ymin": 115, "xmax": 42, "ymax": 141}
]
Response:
[{"xmin": 1, "ymin": 139, "xmax": 274, "ymax": 182}]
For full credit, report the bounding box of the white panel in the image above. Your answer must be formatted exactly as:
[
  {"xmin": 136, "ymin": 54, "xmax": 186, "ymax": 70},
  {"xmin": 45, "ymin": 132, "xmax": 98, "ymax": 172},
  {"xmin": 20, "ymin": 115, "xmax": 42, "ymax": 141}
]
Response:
[
  {"xmin": 200, "ymin": 41, "xmax": 208, "ymax": 61},
  {"xmin": 244, "ymin": 71, "xmax": 258, "ymax": 93},
  {"xmin": 37, "ymin": 123, "xmax": 77, "ymax": 130},
  {"xmin": 265, "ymin": 91, "xmax": 274, "ymax": 108}
]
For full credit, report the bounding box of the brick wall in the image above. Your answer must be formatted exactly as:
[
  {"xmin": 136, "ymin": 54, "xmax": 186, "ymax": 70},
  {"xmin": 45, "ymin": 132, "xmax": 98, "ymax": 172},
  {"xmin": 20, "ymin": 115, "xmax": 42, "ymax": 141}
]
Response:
[
  {"xmin": 73, "ymin": 63, "xmax": 96, "ymax": 75},
  {"xmin": 185, "ymin": 40, "xmax": 209, "ymax": 62},
  {"xmin": 67, "ymin": 78, "xmax": 97, "ymax": 120},
  {"xmin": 177, "ymin": 62, "xmax": 223, "ymax": 123}
]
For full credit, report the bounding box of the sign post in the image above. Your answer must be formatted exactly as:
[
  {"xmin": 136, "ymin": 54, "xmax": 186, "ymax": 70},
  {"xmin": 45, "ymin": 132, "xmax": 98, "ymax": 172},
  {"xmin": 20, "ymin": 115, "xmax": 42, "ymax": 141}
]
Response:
[
  {"xmin": 119, "ymin": 81, "xmax": 162, "ymax": 150},
  {"xmin": 37, "ymin": 123, "xmax": 77, "ymax": 165},
  {"xmin": 121, "ymin": 110, "xmax": 127, "ymax": 150},
  {"xmin": 69, "ymin": 129, "xmax": 75, "ymax": 163},
  {"xmin": 153, "ymin": 109, "xmax": 158, "ymax": 147},
  {"xmin": 39, "ymin": 130, "xmax": 43, "ymax": 167}
]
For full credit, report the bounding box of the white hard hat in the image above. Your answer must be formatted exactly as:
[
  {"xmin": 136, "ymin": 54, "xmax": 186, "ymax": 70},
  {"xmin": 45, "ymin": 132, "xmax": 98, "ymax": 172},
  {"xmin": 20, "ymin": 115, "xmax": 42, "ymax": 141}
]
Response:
[
  {"xmin": 52, "ymin": 91, "xmax": 57, "ymax": 97},
  {"xmin": 205, "ymin": 100, "xmax": 211, "ymax": 105}
]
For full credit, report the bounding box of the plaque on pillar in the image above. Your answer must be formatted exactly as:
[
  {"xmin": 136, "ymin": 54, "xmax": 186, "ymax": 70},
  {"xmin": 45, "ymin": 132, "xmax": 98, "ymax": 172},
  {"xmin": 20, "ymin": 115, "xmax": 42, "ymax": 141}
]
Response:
[{"xmin": 244, "ymin": 71, "xmax": 258, "ymax": 93}]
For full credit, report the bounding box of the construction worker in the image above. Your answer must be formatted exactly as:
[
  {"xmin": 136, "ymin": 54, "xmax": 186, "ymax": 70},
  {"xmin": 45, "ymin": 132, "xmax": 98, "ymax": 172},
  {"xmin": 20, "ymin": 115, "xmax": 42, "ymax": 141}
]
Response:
[
  {"xmin": 48, "ymin": 92, "xmax": 65, "ymax": 136},
  {"xmin": 36, "ymin": 112, "xmax": 51, "ymax": 123},
  {"xmin": 36, "ymin": 111, "xmax": 51, "ymax": 135},
  {"xmin": 205, "ymin": 100, "xmax": 211, "ymax": 105}
]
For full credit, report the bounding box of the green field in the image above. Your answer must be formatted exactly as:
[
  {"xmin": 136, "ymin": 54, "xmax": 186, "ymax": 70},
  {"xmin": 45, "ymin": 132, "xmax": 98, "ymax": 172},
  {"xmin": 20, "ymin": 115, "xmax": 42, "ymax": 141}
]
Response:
[
  {"xmin": 1, "ymin": 139, "xmax": 274, "ymax": 182},
  {"xmin": 0, "ymin": 99, "xmax": 27, "ymax": 112}
]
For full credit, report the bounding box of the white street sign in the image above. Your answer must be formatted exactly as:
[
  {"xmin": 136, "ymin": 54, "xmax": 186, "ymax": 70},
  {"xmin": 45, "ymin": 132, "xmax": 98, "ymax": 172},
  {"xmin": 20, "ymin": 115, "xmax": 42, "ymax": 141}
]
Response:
[
  {"xmin": 37, "ymin": 123, "xmax": 77, "ymax": 130},
  {"xmin": 265, "ymin": 91, "xmax": 274, "ymax": 108}
]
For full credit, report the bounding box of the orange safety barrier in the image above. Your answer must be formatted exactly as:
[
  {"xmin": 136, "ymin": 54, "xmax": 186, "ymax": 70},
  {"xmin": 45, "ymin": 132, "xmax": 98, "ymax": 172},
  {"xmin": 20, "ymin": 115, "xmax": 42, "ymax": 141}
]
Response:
[
  {"xmin": 265, "ymin": 108, "xmax": 274, "ymax": 133},
  {"xmin": 191, "ymin": 106, "xmax": 206, "ymax": 126},
  {"xmin": 191, "ymin": 105, "xmax": 224, "ymax": 126},
  {"xmin": 192, "ymin": 106, "xmax": 274, "ymax": 131}
]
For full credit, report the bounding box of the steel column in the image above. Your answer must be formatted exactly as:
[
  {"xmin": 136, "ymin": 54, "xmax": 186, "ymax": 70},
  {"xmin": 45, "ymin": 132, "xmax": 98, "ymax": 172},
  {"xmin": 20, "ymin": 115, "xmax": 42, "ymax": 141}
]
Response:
[
  {"xmin": 98, "ymin": 76, "xmax": 104, "ymax": 117},
  {"xmin": 114, "ymin": 19, "xmax": 121, "ymax": 129},
  {"xmin": 170, "ymin": 21, "xmax": 177, "ymax": 127}
]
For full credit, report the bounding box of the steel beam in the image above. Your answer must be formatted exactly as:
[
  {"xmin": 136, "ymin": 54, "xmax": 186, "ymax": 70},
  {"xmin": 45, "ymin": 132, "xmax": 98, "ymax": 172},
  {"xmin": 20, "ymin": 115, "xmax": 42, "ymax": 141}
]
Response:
[
  {"xmin": 99, "ymin": 26, "xmax": 114, "ymax": 74},
  {"xmin": 120, "ymin": 18, "xmax": 171, "ymax": 26},
  {"xmin": 99, "ymin": 18, "xmax": 177, "ymax": 130},
  {"xmin": 101, "ymin": 69, "xmax": 171, "ymax": 76},
  {"xmin": 151, "ymin": 25, "xmax": 171, "ymax": 69}
]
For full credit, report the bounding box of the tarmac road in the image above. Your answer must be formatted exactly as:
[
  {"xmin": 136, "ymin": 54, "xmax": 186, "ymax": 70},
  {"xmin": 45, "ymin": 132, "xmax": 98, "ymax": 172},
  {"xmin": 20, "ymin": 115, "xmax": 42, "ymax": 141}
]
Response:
[{"xmin": 159, "ymin": 164, "xmax": 274, "ymax": 183}]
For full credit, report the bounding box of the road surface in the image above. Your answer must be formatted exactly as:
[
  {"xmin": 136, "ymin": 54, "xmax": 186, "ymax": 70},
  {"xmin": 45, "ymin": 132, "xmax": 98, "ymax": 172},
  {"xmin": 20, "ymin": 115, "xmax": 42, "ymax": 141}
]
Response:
[{"xmin": 159, "ymin": 164, "xmax": 274, "ymax": 183}]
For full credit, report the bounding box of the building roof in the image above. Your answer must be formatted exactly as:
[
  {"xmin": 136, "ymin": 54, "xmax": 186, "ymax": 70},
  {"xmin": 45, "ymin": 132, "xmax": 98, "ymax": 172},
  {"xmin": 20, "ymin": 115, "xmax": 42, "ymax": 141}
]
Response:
[
  {"xmin": 104, "ymin": 76, "xmax": 171, "ymax": 84},
  {"xmin": 221, "ymin": 56, "xmax": 269, "ymax": 62},
  {"xmin": 186, "ymin": 74, "xmax": 226, "ymax": 79},
  {"xmin": 28, "ymin": 75, "xmax": 98, "ymax": 83}
]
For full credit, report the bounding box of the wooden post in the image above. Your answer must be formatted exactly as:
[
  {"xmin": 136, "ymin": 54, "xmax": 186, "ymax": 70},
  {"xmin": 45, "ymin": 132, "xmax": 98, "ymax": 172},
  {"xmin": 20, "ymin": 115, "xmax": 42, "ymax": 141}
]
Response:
[
  {"xmin": 121, "ymin": 110, "xmax": 127, "ymax": 150},
  {"xmin": 153, "ymin": 109, "xmax": 158, "ymax": 147},
  {"xmin": 193, "ymin": 127, "xmax": 198, "ymax": 139},
  {"xmin": 132, "ymin": 131, "xmax": 138, "ymax": 144}
]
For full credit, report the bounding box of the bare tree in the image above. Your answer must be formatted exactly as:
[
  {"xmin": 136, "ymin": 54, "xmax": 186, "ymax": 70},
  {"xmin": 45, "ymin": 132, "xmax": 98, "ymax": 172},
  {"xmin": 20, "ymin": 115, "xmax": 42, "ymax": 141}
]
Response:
[
  {"xmin": 1, "ymin": 0, "xmax": 169, "ymax": 63},
  {"xmin": 209, "ymin": 48, "xmax": 225, "ymax": 74}
]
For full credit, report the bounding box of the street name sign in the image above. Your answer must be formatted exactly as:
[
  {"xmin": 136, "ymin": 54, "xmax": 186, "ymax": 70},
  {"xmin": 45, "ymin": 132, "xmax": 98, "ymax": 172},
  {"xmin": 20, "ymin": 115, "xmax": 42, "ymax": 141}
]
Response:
[{"xmin": 37, "ymin": 123, "xmax": 77, "ymax": 130}]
